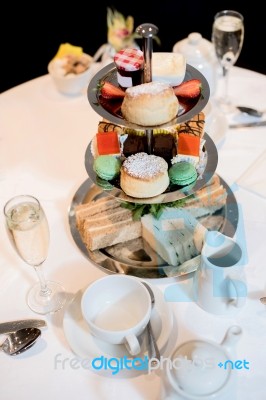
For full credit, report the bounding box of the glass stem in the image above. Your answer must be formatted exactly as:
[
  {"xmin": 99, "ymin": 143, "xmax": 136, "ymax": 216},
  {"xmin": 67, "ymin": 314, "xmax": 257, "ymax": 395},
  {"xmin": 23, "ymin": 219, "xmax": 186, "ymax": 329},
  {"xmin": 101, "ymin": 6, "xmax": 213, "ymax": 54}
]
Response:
[
  {"xmin": 222, "ymin": 66, "xmax": 230, "ymax": 105},
  {"xmin": 34, "ymin": 266, "xmax": 51, "ymax": 297}
]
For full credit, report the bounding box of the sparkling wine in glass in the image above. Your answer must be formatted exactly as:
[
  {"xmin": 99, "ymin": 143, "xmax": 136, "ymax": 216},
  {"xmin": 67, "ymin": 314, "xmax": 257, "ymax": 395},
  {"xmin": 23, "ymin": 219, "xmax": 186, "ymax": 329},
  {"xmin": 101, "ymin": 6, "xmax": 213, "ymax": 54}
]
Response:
[
  {"xmin": 212, "ymin": 10, "xmax": 244, "ymax": 111},
  {"xmin": 4, "ymin": 195, "xmax": 66, "ymax": 315}
]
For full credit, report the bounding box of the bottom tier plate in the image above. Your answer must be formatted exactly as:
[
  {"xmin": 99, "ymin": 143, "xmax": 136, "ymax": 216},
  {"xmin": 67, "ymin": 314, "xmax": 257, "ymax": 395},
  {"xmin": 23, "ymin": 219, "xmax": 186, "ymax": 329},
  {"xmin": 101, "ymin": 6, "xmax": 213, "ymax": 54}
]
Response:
[{"xmin": 68, "ymin": 176, "xmax": 239, "ymax": 279}]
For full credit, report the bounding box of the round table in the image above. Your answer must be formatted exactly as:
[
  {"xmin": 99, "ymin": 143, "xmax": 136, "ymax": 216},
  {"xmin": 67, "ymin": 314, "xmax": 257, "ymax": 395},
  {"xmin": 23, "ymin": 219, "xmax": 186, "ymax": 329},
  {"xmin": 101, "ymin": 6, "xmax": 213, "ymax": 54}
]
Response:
[{"xmin": 0, "ymin": 66, "xmax": 266, "ymax": 400}]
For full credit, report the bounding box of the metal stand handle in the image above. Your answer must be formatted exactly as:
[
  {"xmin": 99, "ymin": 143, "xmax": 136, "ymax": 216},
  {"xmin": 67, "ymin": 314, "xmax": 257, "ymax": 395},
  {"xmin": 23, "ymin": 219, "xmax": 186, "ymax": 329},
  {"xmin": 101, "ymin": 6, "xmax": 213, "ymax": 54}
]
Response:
[{"xmin": 135, "ymin": 23, "xmax": 159, "ymax": 154}]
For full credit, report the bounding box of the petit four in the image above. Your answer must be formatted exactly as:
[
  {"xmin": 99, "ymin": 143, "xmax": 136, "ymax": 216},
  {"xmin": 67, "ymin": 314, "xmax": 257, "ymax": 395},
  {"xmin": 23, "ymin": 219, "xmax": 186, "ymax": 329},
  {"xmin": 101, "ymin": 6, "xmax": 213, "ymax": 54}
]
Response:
[{"xmin": 96, "ymin": 131, "xmax": 120, "ymax": 156}]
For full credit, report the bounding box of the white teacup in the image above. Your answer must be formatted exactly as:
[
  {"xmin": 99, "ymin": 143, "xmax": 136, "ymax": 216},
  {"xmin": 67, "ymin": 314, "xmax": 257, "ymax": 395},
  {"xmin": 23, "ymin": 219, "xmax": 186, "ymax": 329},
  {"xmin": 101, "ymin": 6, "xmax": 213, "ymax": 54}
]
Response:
[
  {"xmin": 194, "ymin": 231, "xmax": 247, "ymax": 315},
  {"xmin": 81, "ymin": 274, "xmax": 151, "ymax": 355}
]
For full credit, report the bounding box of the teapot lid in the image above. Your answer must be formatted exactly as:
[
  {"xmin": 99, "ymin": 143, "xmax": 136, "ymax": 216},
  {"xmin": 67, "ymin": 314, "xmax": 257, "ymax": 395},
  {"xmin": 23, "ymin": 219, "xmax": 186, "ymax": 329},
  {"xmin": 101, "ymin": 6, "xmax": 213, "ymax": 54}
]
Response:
[
  {"xmin": 188, "ymin": 32, "xmax": 204, "ymax": 44},
  {"xmin": 173, "ymin": 32, "xmax": 214, "ymax": 59},
  {"xmin": 167, "ymin": 340, "xmax": 230, "ymax": 397}
]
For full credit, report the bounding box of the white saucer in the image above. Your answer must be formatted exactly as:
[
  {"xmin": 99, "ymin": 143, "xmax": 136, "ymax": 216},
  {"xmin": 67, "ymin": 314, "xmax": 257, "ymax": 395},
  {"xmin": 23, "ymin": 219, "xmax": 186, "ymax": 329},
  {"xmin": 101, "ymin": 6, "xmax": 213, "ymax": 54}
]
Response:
[
  {"xmin": 63, "ymin": 282, "xmax": 173, "ymax": 364},
  {"xmin": 203, "ymin": 101, "xmax": 228, "ymax": 145}
]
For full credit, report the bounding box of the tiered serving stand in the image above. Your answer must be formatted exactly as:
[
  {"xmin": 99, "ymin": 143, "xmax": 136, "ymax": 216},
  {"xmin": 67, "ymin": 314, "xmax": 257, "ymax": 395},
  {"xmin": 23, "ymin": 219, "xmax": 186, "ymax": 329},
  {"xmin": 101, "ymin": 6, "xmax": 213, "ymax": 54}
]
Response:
[{"xmin": 69, "ymin": 25, "xmax": 239, "ymax": 278}]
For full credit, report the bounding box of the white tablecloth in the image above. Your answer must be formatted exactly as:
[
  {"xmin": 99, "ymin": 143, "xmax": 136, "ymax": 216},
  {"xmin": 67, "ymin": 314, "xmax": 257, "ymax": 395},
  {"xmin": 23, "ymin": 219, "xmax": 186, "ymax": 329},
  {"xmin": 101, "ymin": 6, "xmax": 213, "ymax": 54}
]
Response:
[{"xmin": 0, "ymin": 66, "xmax": 266, "ymax": 400}]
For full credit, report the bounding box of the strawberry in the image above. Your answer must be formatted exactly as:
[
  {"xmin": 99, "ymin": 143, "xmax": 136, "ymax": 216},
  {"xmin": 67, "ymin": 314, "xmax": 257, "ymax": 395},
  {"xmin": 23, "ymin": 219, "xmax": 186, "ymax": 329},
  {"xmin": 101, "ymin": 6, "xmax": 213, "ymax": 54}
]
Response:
[
  {"xmin": 97, "ymin": 81, "xmax": 125, "ymax": 100},
  {"xmin": 173, "ymin": 79, "xmax": 202, "ymax": 98}
]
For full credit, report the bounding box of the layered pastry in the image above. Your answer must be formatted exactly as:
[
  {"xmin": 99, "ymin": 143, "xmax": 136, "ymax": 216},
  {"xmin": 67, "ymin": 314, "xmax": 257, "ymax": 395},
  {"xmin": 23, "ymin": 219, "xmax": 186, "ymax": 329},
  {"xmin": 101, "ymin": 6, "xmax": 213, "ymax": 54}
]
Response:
[
  {"xmin": 121, "ymin": 82, "xmax": 179, "ymax": 126},
  {"xmin": 178, "ymin": 111, "xmax": 205, "ymax": 138},
  {"xmin": 98, "ymin": 120, "xmax": 125, "ymax": 134},
  {"xmin": 120, "ymin": 152, "xmax": 169, "ymax": 198},
  {"xmin": 152, "ymin": 52, "xmax": 186, "ymax": 86}
]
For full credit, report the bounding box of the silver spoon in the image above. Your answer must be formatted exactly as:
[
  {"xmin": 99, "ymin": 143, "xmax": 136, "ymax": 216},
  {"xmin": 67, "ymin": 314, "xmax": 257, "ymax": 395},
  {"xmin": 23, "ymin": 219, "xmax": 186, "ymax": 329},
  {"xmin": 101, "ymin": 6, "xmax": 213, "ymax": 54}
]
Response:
[
  {"xmin": 236, "ymin": 106, "xmax": 265, "ymax": 118},
  {"xmin": 0, "ymin": 327, "xmax": 41, "ymax": 356},
  {"xmin": 260, "ymin": 297, "xmax": 266, "ymax": 305},
  {"xmin": 142, "ymin": 282, "xmax": 160, "ymax": 366}
]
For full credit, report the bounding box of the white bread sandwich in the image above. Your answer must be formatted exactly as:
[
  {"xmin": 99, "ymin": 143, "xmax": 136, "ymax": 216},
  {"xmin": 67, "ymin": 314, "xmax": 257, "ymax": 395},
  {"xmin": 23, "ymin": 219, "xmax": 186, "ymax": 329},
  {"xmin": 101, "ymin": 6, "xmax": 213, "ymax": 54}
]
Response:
[
  {"xmin": 141, "ymin": 174, "xmax": 227, "ymax": 266},
  {"xmin": 183, "ymin": 174, "xmax": 227, "ymax": 218},
  {"xmin": 141, "ymin": 208, "xmax": 207, "ymax": 266},
  {"xmin": 75, "ymin": 197, "xmax": 120, "ymax": 231}
]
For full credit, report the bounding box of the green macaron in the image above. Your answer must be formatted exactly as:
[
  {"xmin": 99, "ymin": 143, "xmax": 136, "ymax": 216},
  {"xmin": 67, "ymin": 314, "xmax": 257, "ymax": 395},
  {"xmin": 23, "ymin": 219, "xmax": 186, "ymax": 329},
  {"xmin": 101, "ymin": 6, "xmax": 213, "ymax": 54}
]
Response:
[
  {"xmin": 96, "ymin": 176, "xmax": 114, "ymax": 190},
  {"xmin": 168, "ymin": 161, "xmax": 197, "ymax": 186},
  {"xmin": 93, "ymin": 155, "xmax": 121, "ymax": 181}
]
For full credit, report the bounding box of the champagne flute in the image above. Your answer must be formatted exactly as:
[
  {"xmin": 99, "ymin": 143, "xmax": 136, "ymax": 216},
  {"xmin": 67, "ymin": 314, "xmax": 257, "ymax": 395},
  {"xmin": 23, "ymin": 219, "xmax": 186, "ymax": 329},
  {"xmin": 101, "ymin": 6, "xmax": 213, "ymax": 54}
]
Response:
[
  {"xmin": 212, "ymin": 10, "xmax": 244, "ymax": 112},
  {"xmin": 4, "ymin": 195, "xmax": 66, "ymax": 315}
]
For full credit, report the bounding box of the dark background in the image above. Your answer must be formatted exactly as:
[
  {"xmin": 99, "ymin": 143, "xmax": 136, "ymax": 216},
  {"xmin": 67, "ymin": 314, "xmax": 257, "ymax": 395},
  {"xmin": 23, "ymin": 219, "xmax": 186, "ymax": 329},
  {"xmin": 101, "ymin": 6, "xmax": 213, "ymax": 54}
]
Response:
[{"xmin": 1, "ymin": 0, "xmax": 265, "ymax": 93}]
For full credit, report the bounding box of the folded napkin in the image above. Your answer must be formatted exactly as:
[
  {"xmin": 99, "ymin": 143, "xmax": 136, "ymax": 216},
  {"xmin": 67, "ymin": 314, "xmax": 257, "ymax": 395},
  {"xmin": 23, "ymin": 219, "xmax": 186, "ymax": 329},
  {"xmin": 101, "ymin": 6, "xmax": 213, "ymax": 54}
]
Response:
[{"xmin": 236, "ymin": 149, "xmax": 266, "ymax": 199}]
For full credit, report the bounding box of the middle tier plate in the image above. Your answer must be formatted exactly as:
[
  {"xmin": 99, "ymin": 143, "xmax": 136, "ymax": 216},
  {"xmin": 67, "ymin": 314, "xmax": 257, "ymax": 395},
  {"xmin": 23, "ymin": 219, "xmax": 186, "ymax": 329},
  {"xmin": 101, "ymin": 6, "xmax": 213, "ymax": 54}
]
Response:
[{"xmin": 84, "ymin": 132, "xmax": 218, "ymax": 204}]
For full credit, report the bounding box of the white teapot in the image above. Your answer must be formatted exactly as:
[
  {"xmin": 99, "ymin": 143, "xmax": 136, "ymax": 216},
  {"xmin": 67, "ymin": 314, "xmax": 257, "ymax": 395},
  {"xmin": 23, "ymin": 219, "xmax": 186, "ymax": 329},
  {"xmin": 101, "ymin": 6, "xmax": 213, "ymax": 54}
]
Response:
[
  {"xmin": 161, "ymin": 325, "xmax": 242, "ymax": 400},
  {"xmin": 173, "ymin": 32, "xmax": 218, "ymax": 96}
]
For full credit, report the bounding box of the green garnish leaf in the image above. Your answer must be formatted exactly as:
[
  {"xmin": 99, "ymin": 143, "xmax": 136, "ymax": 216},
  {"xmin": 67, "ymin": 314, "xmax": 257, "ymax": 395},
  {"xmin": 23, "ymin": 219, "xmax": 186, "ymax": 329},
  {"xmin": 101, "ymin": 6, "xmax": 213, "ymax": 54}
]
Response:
[{"xmin": 120, "ymin": 195, "xmax": 192, "ymax": 220}]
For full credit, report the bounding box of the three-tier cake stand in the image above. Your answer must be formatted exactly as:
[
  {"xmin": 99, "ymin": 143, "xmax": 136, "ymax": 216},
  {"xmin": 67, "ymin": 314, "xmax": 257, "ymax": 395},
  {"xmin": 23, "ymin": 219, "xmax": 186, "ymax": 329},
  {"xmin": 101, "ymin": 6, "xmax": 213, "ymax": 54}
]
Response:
[{"xmin": 68, "ymin": 24, "xmax": 239, "ymax": 278}]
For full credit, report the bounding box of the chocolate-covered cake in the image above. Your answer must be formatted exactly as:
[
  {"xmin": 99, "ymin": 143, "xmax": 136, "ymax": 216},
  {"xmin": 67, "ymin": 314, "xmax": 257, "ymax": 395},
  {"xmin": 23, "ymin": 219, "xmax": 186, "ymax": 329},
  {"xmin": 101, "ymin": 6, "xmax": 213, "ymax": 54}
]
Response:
[
  {"xmin": 123, "ymin": 134, "xmax": 148, "ymax": 157},
  {"xmin": 152, "ymin": 134, "xmax": 176, "ymax": 164}
]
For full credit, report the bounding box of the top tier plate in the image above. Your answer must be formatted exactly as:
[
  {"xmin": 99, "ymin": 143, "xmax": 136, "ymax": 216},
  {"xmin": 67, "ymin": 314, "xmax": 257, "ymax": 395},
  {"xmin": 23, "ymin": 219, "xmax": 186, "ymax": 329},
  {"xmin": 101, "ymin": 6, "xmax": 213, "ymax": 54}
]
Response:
[{"xmin": 87, "ymin": 62, "xmax": 210, "ymax": 129}]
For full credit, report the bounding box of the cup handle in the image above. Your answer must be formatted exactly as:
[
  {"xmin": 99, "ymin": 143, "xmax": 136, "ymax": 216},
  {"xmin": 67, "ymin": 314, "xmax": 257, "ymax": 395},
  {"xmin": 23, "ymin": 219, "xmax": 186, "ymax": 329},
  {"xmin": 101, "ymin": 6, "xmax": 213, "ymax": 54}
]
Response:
[
  {"xmin": 227, "ymin": 278, "xmax": 247, "ymax": 308},
  {"xmin": 124, "ymin": 333, "xmax": 141, "ymax": 356}
]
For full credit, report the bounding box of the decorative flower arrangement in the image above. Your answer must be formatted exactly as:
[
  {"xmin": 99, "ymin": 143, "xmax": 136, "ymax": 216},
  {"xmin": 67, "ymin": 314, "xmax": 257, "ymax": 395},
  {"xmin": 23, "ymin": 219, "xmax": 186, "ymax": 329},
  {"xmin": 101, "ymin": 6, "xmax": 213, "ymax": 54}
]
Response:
[
  {"xmin": 107, "ymin": 7, "xmax": 160, "ymax": 52},
  {"xmin": 107, "ymin": 7, "xmax": 138, "ymax": 52},
  {"xmin": 92, "ymin": 7, "xmax": 160, "ymax": 65}
]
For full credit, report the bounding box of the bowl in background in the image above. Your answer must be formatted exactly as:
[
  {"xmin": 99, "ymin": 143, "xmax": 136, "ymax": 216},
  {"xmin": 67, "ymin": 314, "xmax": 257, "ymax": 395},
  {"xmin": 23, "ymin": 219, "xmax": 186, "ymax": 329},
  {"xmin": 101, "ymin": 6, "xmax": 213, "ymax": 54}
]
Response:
[{"xmin": 48, "ymin": 53, "xmax": 94, "ymax": 96}]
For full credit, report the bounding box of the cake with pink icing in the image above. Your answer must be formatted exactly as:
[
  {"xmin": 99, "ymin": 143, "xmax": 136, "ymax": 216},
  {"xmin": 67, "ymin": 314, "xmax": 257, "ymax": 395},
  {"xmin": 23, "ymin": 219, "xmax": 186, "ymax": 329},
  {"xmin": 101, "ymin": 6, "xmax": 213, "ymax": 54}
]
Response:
[{"xmin": 121, "ymin": 82, "xmax": 179, "ymax": 126}]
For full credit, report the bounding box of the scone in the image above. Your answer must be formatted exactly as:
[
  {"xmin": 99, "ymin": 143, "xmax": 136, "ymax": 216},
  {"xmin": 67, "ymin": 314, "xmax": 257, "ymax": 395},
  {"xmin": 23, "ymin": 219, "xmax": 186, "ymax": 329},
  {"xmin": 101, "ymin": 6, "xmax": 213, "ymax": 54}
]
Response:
[
  {"xmin": 120, "ymin": 152, "xmax": 169, "ymax": 198},
  {"xmin": 121, "ymin": 82, "xmax": 179, "ymax": 126}
]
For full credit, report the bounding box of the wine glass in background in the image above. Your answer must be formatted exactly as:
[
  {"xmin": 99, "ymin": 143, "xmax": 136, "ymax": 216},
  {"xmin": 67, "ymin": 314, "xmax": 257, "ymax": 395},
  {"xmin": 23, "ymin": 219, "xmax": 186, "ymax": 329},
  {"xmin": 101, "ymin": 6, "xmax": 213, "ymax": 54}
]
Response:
[
  {"xmin": 4, "ymin": 195, "xmax": 67, "ymax": 314},
  {"xmin": 212, "ymin": 10, "xmax": 244, "ymax": 112}
]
